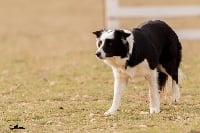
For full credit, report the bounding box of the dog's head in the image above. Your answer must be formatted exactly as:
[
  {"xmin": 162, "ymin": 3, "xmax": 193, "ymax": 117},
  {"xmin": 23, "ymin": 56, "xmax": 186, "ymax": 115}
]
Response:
[{"xmin": 92, "ymin": 29, "xmax": 133, "ymax": 60}]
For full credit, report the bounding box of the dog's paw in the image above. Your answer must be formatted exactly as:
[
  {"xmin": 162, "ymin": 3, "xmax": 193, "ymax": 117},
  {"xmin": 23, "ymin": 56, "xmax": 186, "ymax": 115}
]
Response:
[
  {"xmin": 104, "ymin": 110, "xmax": 116, "ymax": 116},
  {"xmin": 172, "ymin": 91, "xmax": 180, "ymax": 102},
  {"xmin": 150, "ymin": 107, "xmax": 160, "ymax": 114}
]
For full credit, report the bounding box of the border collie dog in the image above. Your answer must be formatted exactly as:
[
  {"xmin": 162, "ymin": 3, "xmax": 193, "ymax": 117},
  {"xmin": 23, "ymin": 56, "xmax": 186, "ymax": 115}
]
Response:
[{"xmin": 93, "ymin": 20, "xmax": 182, "ymax": 115}]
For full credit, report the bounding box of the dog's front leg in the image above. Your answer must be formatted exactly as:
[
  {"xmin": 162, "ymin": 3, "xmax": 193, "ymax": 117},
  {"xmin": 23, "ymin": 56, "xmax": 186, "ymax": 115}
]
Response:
[{"xmin": 104, "ymin": 69, "xmax": 128, "ymax": 116}]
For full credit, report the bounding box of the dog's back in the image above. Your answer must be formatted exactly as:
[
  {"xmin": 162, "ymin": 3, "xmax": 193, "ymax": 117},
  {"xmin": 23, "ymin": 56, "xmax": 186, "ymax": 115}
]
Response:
[
  {"xmin": 138, "ymin": 20, "xmax": 182, "ymax": 90},
  {"xmin": 138, "ymin": 20, "xmax": 182, "ymax": 64}
]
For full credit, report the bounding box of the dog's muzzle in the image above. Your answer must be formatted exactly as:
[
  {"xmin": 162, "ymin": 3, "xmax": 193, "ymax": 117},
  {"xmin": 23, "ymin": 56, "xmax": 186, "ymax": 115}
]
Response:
[
  {"xmin": 96, "ymin": 48, "xmax": 106, "ymax": 59},
  {"xmin": 96, "ymin": 51, "xmax": 101, "ymax": 57},
  {"xmin": 96, "ymin": 51, "xmax": 103, "ymax": 59}
]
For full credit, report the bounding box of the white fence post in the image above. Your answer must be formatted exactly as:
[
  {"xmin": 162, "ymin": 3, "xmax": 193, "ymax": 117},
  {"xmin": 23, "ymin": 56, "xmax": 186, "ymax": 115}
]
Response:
[{"xmin": 105, "ymin": 0, "xmax": 119, "ymax": 29}]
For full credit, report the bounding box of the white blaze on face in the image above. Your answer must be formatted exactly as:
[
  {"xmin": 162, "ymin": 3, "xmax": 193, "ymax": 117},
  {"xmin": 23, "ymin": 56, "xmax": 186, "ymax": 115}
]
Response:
[
  {"xmin": 96, "ymin": 30, "xmax": 114, "ymax": 59},
  {"xmin": 100, "ymin": 30, "xmax": 114, "ymax": 40}
]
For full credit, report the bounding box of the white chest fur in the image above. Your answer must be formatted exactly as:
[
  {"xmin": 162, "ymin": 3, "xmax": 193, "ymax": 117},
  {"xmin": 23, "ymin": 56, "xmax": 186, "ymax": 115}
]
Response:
[{"xmin": 104, "ymin": 57, "xmax": 151, "ymax": 80}]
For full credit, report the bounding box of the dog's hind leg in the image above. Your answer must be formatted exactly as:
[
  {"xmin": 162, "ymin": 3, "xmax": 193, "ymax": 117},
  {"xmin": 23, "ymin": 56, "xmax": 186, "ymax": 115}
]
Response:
[
  {"xmin": 171, "ymin": 72, "xmax": 180, "ymax": 102},
  {"xmin": 172, "ymin": 80, "xmax": 180, "ymax": 102},
  {"xmin": 104, "ymin": 68, "xmax": 128, "ymax": 116},
  {"xmin": 166, "ymin": 65, "xmax": 180, "ymax": 102},
  {"xmin": 147, "ymin": 69, "xmax": 160, "ymax": 113}
]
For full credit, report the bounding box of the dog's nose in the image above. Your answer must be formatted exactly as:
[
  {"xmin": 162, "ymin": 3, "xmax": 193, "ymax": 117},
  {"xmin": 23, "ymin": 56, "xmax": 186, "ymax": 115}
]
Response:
[{"xmin": 96, "ymin": 52, "xmax": 101, "ymax": 57}]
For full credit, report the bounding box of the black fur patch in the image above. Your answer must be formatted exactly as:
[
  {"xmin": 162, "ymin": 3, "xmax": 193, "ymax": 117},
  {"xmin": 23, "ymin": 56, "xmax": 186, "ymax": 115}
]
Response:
[{"xmin": 126, "ymin": 28, "xmax": 159, "ymax": 69}]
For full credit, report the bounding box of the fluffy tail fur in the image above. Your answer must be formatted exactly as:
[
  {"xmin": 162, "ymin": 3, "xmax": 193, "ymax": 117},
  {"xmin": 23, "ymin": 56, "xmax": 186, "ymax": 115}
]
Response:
[{"xmin": 158, "ymin": 72, "xmax": 168, "ymax": 91}]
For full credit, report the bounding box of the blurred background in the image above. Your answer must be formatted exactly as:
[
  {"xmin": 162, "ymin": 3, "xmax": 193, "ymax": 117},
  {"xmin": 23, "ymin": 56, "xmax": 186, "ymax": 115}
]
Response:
[
  {"xmin": 0, "ymin": 0, "xmax": 199, "ymax": 61},
  {"xmin": 0, "ymin": 0, "xmax": 103, "ymax": 58}
]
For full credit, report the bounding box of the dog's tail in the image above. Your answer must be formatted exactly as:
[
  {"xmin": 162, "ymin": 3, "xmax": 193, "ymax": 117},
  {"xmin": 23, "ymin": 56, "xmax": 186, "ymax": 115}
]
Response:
[{"xmin": 158, "ymin": 72, "xmax": 168, "ymax": 91}]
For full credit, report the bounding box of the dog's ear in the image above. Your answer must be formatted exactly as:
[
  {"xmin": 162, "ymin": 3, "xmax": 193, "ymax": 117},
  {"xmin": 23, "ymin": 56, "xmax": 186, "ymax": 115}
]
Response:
[
  {"xmin": 115, "ymin": 30, "xmax": 131, "ymax": 39},
  {"xmin": 92, "ymin": 30, "xmax": 104, "ymax": 38}
]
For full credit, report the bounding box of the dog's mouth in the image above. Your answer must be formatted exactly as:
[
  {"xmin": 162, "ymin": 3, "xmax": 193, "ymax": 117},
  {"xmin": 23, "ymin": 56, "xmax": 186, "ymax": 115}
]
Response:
[
  {"xmin": 96, "ymin": 55, "xmax": 104, "ymax": 60},
  {"xmin": 96, "ymin": 52, "xmax": 113, "ymax": 60}
]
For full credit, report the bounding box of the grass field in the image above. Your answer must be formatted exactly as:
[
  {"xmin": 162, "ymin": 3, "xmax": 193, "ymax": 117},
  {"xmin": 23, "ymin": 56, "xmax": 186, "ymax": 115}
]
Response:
[{"xmin": 0, "ymin": 0, "xmax": 200, "ymax": 132}]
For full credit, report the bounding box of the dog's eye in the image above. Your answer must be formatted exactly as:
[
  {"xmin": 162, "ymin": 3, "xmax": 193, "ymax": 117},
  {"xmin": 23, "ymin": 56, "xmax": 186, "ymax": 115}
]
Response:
[{"xmin": 98, "ymin": 41, "xmax": 102, "ymax": 47}]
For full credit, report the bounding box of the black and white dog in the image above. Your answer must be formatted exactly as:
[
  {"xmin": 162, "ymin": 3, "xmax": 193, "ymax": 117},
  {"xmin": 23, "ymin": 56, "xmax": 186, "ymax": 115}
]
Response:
[{"xmin": 93, "ymin": 20, "xmax": 182, "ymax": 115}]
